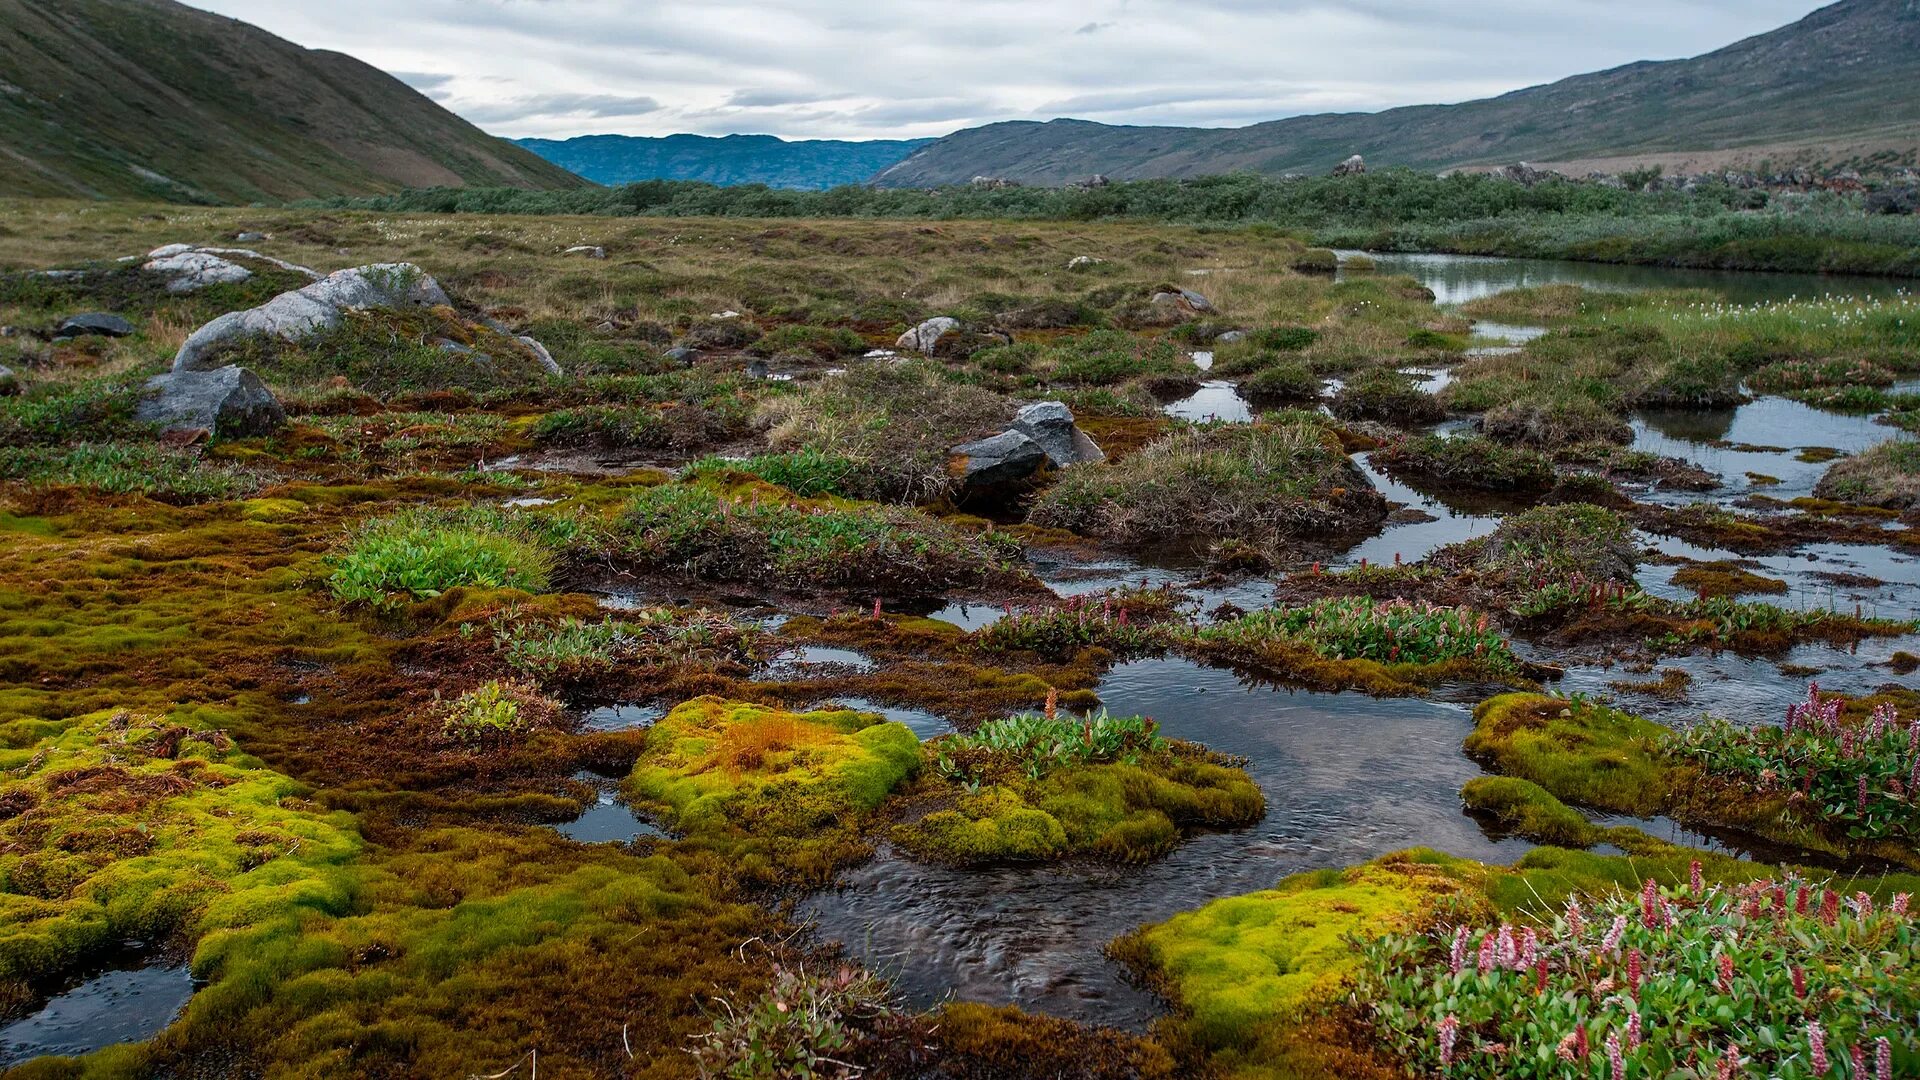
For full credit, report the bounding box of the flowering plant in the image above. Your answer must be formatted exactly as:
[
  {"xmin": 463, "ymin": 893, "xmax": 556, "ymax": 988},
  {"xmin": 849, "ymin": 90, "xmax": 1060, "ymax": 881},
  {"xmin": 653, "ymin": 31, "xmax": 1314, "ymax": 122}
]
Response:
[
  {"xmin": 1672, "ymin": 684, "xmax": 1918, "ymax": 841},
  {"xmin": 1363, "ymin": 864, "xmax": 1917, "ymax": 1078}
]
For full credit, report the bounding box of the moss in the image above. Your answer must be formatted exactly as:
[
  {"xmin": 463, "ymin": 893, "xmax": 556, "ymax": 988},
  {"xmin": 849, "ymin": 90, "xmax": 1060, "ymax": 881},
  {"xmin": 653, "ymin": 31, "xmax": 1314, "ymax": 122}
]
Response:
[
  {"xmin": 1460, "ymin": 775, "xmax": 1605, "ymax": 847},
  {"xmin": 1464, "ymin": 694, "xmax": 1669, "ymax": 816},
  {"xmin": 1113, "ymin": 850, "xmax": 1491, "ymax": 1074},
  {"xmin": 623, "ymin": 697, "xmax": 921, "ymax": 882},
  {"xmin": 1669, "ymin": 559, "xmax": 1790, "ymax": 598},
  {"xmin": 894, "ymin": 746, "xmax": 1264, "ymax": 865}
]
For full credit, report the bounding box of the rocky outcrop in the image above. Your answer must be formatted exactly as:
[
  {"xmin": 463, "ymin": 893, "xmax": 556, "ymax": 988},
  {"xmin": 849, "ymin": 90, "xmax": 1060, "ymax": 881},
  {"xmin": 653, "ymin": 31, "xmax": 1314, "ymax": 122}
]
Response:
[
  {"xmin": 172, "ymin": 264, "xmax": 455, "ymax": 372},
  {"xmin": 142, "ymin": 244, "xmax": 320, "ymax": 294},
  {"xmin": 949, "ymin": 401, "xmax": 1104, "ymax": 489},
  {"xmin": 1012, "ymin": 401, "xmax": 1105, "ymax": 468},
  {"xmin": 135, "ymin": 366, "xmax": 286, "ymax": 437},
  {"xmin": 896, "ymin": 316, "xmax": 959, "ymax": 354},
  {"xmin": 54, "ymin": 313, "xmax": 136, "ymax": 338},
  {"xmin": 1332, "ymin": 154, "xmax": 1366, "ymax": 177},
  {"xmin": 1501, "ymin": 162, "xmax": 1556, "ymax": 185},
  {"xmin": 1149, "ymin": 288, "xmax": 1215, "ymax": 315}
]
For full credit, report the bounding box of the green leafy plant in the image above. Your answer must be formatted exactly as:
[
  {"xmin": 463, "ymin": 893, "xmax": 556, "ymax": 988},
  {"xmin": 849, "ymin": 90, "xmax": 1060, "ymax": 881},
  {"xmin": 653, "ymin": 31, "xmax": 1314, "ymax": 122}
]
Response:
[{"xmin": 327, "ymin": 506, "xmax": 579, "ymax": 606}]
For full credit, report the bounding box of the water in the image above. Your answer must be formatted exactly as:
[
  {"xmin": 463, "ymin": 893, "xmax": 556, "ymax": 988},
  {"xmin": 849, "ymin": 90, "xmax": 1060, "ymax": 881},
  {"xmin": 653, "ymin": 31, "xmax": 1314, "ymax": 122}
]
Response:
[
  {"xmin": 1632, "ymin": 399, "xmax": 1912, "ymax": 502},
  {"xmin": 802, "ymin": 657, "xmax": 1532, "ymax": 1029},
  {"xmin": 1163, "ymin": 381, "xmax": 1252, "ymax": 423},
  {"xmin": 1337, "ymin": 454, "xmax": 1507, "ymax": 567},
  {"xmin": 810, "ymin": 696, "xmax": 957, "ymax": 740},
  {"xmin": 551, "ymin": 772, "xmax": 667, "ymax": 844},
  {"xmin": 580, "ymin": 701, "xmax": 667, "ymax": 731},
  {"xmin": 1338, "ymin": 251, "xmax": 1913, "ymax": 307},
  {"xmin": 0, "ymin": 959, "xmax": 194, "ymax": 1065},
  {"xmin": 761, "ymin": 645, "xmax": 877, "ymax": 677}
]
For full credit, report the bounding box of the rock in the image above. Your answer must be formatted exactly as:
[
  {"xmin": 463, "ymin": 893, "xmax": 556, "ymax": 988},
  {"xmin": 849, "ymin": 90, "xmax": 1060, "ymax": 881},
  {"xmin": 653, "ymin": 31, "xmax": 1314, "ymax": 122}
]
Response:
[
  {"xmin": 1011, "ymin": 401, "xmax": 1105, "ymax": 468},
  {"xmin": 745, "ymin": 358, "xmax": 770, "ymax": 380},
  {"xmin": 1215, "ymin": 330, "xmax": 1248, "ymax": 344},
  {"xmin": 1332, "ymin": 154, "xmax": 1366, "ymax": 177},
  {"xmin": 145, "ymin": 250, "xmax": 253, "ymax": 293},
  {"xmin": 950, "ymin": 430, "xmax": 1047, "ymax": 487},
  {"xmin": 664, "ymin": 346, "xmax": 697, "ymax": 365},
  {"xmin": 173, "ymin": 263, "xmax": 454, "ymax": 372},
  {"xmin": 134, "ymin": 366, "xmax": 286, "ymax": 437},
  {"xmin": 233, "ymin": 232, "xmax": 267, "ymax": 243},
  {"xmin": 970, "ymin": 176, "xmax": 1020, "ymax": 189},
  {"xmin": 1082, "ymin": 174, "xmax": 1110, "ymax": 188},
  {"xmin": 564, "ymin": 245, "xmax": 607, "ymax": 259},
  {"xmin": 709, "ymin": 310, "xmax": 742, "ymax": 319},
  {"xmin": 1149, "ymin": 289, "xmax": 1214, "ymax": 315},
  {"xmin": 1066, "ymin": 255, "xmax": 1104, "ymax": 270},
  {"xmin": 1866, "ymin": 187, "xmax": 1919, "ymax": 215},
  {"xmin": 54, "ymin": 313, "xmax": 136, "ymax": 338},
  {"xmin": 1501, "ymin": 162, "xmax": 1554, "ymax": 185},
  {"xmin": 0, "ymin": 364, "xmax": 16, "ymax": 395},
  {"xmin": 1178, "ymin": 289, "xmax": 1215, "ymax": 313},
  {"xmin": 896, "ymin": 316, "xmax": 959, "ymax": 354},
  {"xmin": 517, "ymin": 335, "xmax": 562, "ymax": 376}
]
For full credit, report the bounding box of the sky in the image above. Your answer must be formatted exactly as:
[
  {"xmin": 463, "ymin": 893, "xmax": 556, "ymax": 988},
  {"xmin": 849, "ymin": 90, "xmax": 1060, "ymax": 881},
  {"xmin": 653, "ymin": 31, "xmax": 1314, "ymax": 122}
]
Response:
[{"xmin": 192, "ymin": 0, "xmax": 1835, "ymax": 142}]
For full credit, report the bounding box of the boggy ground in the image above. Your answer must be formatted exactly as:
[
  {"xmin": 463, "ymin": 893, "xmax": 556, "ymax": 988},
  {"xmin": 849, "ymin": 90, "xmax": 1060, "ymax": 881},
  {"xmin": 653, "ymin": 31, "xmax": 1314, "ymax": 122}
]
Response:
[{"xmin": 3, "ymin": 201, "xmax": 1920, "ymax": 1078}]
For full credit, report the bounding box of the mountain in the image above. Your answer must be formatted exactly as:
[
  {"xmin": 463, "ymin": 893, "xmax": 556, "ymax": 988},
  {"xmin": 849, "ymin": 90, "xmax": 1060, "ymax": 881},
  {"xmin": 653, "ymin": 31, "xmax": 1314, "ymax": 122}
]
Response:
[
  {"xmin": 516, "ymin": 134, "xmax": 934, "ymax": 190},
  {"xmin": 0, "ymin": 0, "xmax": 587, "ymax": 202},
  {"xmin": 872, "ymin": 0, "xmax": 1920, "ymax": 187}
]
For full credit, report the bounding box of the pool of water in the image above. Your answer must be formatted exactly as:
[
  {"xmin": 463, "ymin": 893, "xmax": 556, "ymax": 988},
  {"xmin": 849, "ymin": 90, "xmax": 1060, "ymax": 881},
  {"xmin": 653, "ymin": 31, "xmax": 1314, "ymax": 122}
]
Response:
[
  {"xmin": 810, "ymin": 696, "xmax": 957, "ymax": 740},
  {"xmin": 1163, "ymin": 381, "xmax": 1253, "ymax": 424},
  {"xmin": 1631, "ymin": 399, "xmax": 1912, "ymax": 502},
  {"xmin": 551, "ymin": 771, "xmax": 668, "ymax": 844},
  {"xmin": 1337, "ymin": 250, "xmax": 1913, "ymax": 307},
  {"xmin": 802, "ymin": 657, "xmax": 1533, "ymax": 1029},
  {"xmin": 0, "ymin": 958, "xmax": 194, "ymax": 1066}
]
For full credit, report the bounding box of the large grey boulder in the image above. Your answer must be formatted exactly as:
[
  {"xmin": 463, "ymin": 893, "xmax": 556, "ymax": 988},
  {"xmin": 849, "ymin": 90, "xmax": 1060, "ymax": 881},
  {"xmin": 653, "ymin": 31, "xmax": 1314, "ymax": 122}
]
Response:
[
  {"xmin": 1011, "ymin": 401, "xmax": 1104, "ymax": 468},
  {"xmin": 56, "ymin": 313, "xmax": 137, "ymax": 338},
  {"xmin": 135, "ymin": 367, "xmax": 286, "ymax": 437},
  {"xmin": 896, "ymin": 316, "xmax": 959, "ymax": 355},
  {"xmin": 173, "ymin": 264, "xmax": 454, "ymax": 372},
  {"xmin": 950, "ymin": 430, "xmax": 1047, "ymax": 488},
  {"xmin": 1332, "ymin": 154, "xmax": 1366, "ymax": 177}
]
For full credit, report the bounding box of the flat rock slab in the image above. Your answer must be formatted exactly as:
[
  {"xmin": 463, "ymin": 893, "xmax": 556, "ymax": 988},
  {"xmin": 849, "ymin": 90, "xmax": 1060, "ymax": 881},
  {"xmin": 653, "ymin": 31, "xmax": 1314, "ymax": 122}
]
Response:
[
  {"xmin": 55, "ymin": 313, "xmax": 136, "ymax": 337},
  {"xmin": 173, "ymin": 263, "xmax": 454, "ymax": 372},
  {"xmin": 951, "ymin": 429, "xmax": 1048, "ymax": 487},
  {"xmin": 1012, "ymin": 400, "xmax": 1104, "ymax": 467}
]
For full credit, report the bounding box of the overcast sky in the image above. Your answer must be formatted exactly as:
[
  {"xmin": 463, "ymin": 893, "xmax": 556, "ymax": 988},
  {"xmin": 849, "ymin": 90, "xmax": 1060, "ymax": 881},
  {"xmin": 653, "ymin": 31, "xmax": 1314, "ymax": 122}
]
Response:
[{"xmin": 192, "ymin": 0, "xmax": 1833, "ymax": 142}]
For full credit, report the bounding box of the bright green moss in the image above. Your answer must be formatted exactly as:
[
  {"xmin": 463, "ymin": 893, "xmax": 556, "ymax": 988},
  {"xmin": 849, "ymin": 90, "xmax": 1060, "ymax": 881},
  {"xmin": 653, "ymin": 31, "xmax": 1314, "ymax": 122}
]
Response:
[
  {"xmin": 1464, "ymin": 693, "xmax": 1669, "ymax": 815},
  {"xmin": 624, "ymin": 698, "xmax": 921, "ymax": 880}
]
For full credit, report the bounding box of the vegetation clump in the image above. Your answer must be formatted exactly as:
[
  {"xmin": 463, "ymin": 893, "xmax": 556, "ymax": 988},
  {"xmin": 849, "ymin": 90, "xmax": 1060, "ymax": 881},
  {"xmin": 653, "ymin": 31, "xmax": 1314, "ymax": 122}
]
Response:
[
  {"xmin": 489, "ymin": 605, "xmax": 768, "ymax": 677},
  {"xmin": 438, "ymin": 677, "xmax": 561, "ymax": 745},
  {"xmin": 1329, "ymin": 370, "xmax": 1446, "ymax": 426},
  {"xmin": 1364, "ymin": 867, "xmax": 1920, "ymax": 1079},
  {"xmin": 624, "ymin": 698, "xmax": 922, "ymax": 881},
  {"xmin": 896, "ymin": 702, "xmax": 1263, "ymax": 864},
  {"xmin": 1370, "ymin": 434, "xmax": 1555, "ymax": 495},
  {"xmin": 615, "ymin": 481, "xmax": 1024, "ymax": 598},
  {"xmin": 1190, "ymin": 597, "xmax": 1524, "ymax": 696},
  {"xmin": 1028, "ymin": 419, "xmax": 1386, "ymax": 548},
  {"xmin": 1814, "ymin": 439, "xmax": 1920, "ymax": 510},
  {"xmin": 971, "ymin": 588, "xmax": 1189, "ymax": 662},
  {"xmin": 328, "ymin": 505, "xmax": 580, "ymax": 606}
]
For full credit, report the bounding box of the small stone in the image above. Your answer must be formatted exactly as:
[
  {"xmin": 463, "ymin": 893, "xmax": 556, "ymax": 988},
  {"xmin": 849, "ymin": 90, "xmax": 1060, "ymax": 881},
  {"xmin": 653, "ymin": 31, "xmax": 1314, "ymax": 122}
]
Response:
[
  {"xmin": 1066, "ymin": 255, "xmax": 1104, "ymax": 270},
  {"xmin": 134, "ymin": 366, "xmax": 286, "ymax": 438},
  {"xmin": 745, "ymin": 358, "xmax": 770, "ymax": 380},
  {"xmin": 54, "ymin": 313, "xmax": 137, "ymax": 338},
  {"xmin": 563, "ymin": 245, "xmax": 607, "ymax": 259},
  {"xmin": 1215, "ymin": 330, "xmax": 1248, "ymax": 343},
  {"xmin": 664, "ymin": 346, "xmax": 697, "ymax": 365},
  {"xmin": 233, "ymin": 232, "xmax": 268, "ymax": 242}
]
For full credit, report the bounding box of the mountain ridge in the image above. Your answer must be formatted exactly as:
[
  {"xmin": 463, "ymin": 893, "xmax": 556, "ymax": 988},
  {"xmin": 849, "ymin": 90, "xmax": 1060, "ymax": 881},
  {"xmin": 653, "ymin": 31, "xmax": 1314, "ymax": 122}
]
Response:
[
  {"xmin": 516, "ymin": 133, "xmax": 933, "ymax": 190},
  {"xmin": 0, "ymin": 0, "xmax": 587, "ymax": 202},
  {"xmin": 872, "ymin": 0, "xmax": 1920, "ymax": 187}
]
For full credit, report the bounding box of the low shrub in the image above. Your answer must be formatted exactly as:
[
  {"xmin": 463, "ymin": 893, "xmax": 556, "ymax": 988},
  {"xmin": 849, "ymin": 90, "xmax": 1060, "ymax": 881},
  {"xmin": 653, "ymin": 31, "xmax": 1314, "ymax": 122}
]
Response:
[
  {"xmin": 1330, "ymin": 370, "xmax": 1446, "ymax": 425},
  {"xmin": 328, "ymin": 505, "xmax": 580, "ymax": 605},
  {"xmin": 0, "ymin": 443, "xmax": 271, "ymax": 502},
  {"xmin": 1371, "ymin": 434, "xmax": 1555, "ymax": 494}
]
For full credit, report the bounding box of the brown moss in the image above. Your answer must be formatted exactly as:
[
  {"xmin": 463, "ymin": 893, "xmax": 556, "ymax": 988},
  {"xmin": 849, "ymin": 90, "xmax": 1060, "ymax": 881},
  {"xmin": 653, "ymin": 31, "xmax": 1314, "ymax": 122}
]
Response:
[{"xmin": 1669, "ymin": 560, "xmax": 1789, "ymax": 598}]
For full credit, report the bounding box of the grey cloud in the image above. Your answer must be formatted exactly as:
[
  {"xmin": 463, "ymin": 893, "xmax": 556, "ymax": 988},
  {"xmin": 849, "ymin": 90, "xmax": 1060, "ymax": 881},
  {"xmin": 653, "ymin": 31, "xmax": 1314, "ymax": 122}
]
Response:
[
  {"xmin": 459, "ymin": 93, "xmax": 664, "ymax": 125},
  {"xmin": 1075, "ymin": 22, "xmax": 1113, "ymax": 35}
]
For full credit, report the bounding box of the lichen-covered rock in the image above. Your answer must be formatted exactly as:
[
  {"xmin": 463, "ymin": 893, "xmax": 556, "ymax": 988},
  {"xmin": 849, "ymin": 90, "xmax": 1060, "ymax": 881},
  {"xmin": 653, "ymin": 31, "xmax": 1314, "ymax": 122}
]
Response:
[
  {"xmin": 55, "ymin": 313, "xmax": 136, "ymax": 338},
  {"xmin": 1012, "ymin": 401, "xmax": 1104, "ymax": 468},
  {"xmin": 951, "ymin": 429, "xmax": 1048, "ymax": 487},
  {"xmin": 1067, "ymin": 255, "xmax": 1105, "ymax": 270},
  {"xmin": 896, "ymin": 316, "xmax": 959, "ymax": 354},
  {"xmin": 142, "ymin": 244, "xmax": 320, "ymax": 295},
  {"xmin": 173, "ymin": 264, "xmax": 455, "ymax": 372},
  {"xmin": 563, "ymin": 245, "xmax": 607, "ymax": 259},
  {"xmin": 135, "ymin": 366, "xmax": 287, "ymax": 437},
  {"xmin": 1332, "ymin": 153, "xmax": 1366, "ymax": 177}
]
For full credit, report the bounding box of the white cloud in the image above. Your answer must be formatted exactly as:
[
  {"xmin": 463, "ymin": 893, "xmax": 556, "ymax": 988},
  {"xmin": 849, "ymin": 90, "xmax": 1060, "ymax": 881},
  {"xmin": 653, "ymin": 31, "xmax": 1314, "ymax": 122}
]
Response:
[{"xmin": 185, "ymin": 0, "xmax": 1836, "ymax": 140}]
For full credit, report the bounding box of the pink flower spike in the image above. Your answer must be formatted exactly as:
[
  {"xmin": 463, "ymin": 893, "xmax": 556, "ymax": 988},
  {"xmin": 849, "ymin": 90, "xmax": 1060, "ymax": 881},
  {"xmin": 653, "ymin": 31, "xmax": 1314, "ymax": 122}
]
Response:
[
  {"xmin": 1690, "ymin": 860, "xmax": 1703, "ymax": 895},
  {"xmin": 1449, "ymin": 926, "xmax": 1469, "ymax": 975},
  {"xmin": 1877, "ymin": 1037, "xmax": 1893, "ymax": 1080},
  {"xmin": 1438, "ymin": 1015, "xmax": 1459, "ymax": 1067},
  {"xmin": 1808, "ymin": 1022, "xmax": 1829, "ymax": 1074},
  {"xmin": 1607, "ymin": 1031, "xmax": 1624, "ymax": 1080}
]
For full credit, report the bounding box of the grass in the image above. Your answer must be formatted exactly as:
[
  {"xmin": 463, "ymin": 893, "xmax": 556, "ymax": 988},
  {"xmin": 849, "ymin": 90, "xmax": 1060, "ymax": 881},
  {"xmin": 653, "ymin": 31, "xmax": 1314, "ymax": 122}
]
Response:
[
  {"xmin": 327, "ymin": 505, "xmax": 580, "ymax": 606},
  {"xmin": 614, "ymin": 480, "xmax": 1023, "ymax": 598},
  {"xmin": 0, "ymin": 443, "xmax": 271, "ymax": 502},
  {"xmin": 1370, "ymin": 435, "xmax": 1555, "ymax": 494},
  {"xmin": 1028, "ymin": 417, "xmax": 1384, "ymax": 548},
  {"xmin": 1815, "ymin": 439, "xmax": 1920, "ymax": 509}
]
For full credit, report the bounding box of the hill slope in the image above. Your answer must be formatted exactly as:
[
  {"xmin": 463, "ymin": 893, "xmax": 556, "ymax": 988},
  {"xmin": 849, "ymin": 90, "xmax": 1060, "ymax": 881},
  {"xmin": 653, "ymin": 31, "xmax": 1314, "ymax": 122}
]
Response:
[
  {"xmin": 0, "ymin": 0, "xmax": 588, "ymax": 202},
  {"xmin": 517, "ymin": 133, "xmax": 932, "ymax": 190},
  {"xmin": 873, "ymin": 0, "xmax": 1920, "ymax": 187}
]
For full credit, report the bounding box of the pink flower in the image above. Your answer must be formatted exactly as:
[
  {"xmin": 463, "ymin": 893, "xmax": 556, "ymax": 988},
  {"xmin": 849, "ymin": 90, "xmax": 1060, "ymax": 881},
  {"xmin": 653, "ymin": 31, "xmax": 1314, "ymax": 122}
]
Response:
[
  {"xmin": 1690, "ymin": 860, "xmax": 1704, "ymax": 895},
  {"xmin": 1852, "ymin": 1045, "xmax": 1868, "ymax": 1077},
  {"xmin": 1627, "ymin": 1011, "xmax": 1642, "ymax": 1049},
  {"xmin": 1477, "ymin": 932, "xmax": 1496, "ymax": 974},
  {"xmin": 1601, "ymin": 914, "xmax": 1628, "ymax": 954},
  {"xmin": 1627, "ymin": 948, "xmax": 1643, "ymax": 998},
  {"xmin": 1607, "ymin": 1031, "xmax": 1625, "ymax": 1080},
  {"xmin": 1496, "ymin": 924, "xmax": 1517, "ymax": 969},
  {"xmin": 1438, "ymin": 1014, "xmax": 1460, "ymax": 1067},
  {"xmin": 1518, "ymin": 928, "xmax": 1538, "ymax": 971},
  {"xmin": 1808, "ymin": 1022, "xmax": 1829, "ymax": 1074},
  {"xmin": 1717, "ymin": 1044, "xmax": 1741, "ymax": 1080},
  {"xmin": 1642, "ymin": 878, "xmax": 1662, "ymax": 928},
  {"xmin": 1878, "ymin": 1037, "xmax": 1894, "ymax": 1080},
  {"xmin": 1556, "ymin": 1030, "xmax": 1582, "ymax": 1063},
  {"xmin": 1717, "ymin": 952, "xmax": 1734, "ymax": 993},
  {"xmin": 1852, "ymin": 892, "xmax": 1874, "ymax": 919},
  {"xmin": 1893, "ymin": 893, "xmax": 1910, "ymax": 916},
  {"xmin": 1449, "ymin": 926, "xmax": 1469, "ymax": 975},
  {"xmin": 1566, "ymin": 897, "xmax": 1585, "ymax": 937},
  {"xmin": 1792, "ymin": 966, "xmax": 1808, "ymax": 999}
]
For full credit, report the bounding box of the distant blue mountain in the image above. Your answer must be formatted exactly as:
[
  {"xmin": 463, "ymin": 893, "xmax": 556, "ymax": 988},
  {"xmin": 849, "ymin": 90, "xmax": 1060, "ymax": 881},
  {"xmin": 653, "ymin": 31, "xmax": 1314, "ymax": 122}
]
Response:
[{"xmin": 513, "ymin": 133, "xmax": 935, "ymax": 189}]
